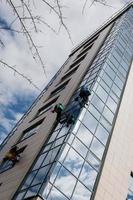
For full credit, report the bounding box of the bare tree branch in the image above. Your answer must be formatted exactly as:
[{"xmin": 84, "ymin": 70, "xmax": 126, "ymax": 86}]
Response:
[
  {"xmin": 7, "ymin": 0, "xmax": 47, "ymax": 76},
  {"xmin": 0, "ymin": 60, "xmax": 41, "ymax": 91},
  {"xmin": 82, "ymin": 0, "xmax": 89, "ymax": 14},
  {"xmin": 41, "ymin": 0, "xmax": 73, "ymax": 43},
  {"xmin": 20, "ymin": 0, "xmax": 38, "ymax": 32},
  {"xmin": 56, "ymin": 0, "xmax": 73, "ymax": 43},
  {"xmin": 82, "ymin": 0, "xmax": 115, "ymax": 14}
]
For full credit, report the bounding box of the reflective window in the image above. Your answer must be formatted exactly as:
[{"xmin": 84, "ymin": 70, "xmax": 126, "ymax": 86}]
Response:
[
  {"xmin": 88, "ymin": 104, "xmax": 101, "ymax": 120},
  {"xmin": 47, "ymin": 131, "xmax": 58, "ymax": 144},
  {"xmin": 15, "ymin": 192, "xmax": 25, "ymax": 200},
  {"xmin": 82, "ymin": 111, "xmax": 98, "ymax": 134},
  {"xmin": 42, "ymin": 146, "xmax": 60, "ymax": 166},
  {"xmin": 54, "ymin": 166, "xmax": 77, "ymax": 198},
  {"xmin": 76, "ymin": 124, "xmax": 93, "ymax": 148},
  {"xmin": 63, "ymin": 148, "xmax": 84, "ymax": 177},
  {"xmin": 100, "ymin": 116, "xmax": 112, "ymax": 132},
  {"xmin": 106, "ymin": 96, "xmax": 117, "ymax": 113},
  {"xmin": 79, "ymin": 161, "xmax": 97, "ymax": 191},
  {"xmin": 31, "ymin": 165, "xmax": 50, "ymax": 185},
  {"xmin": 111, "ymin": 83, "xmax": 121, "ymax": 97},
  {"xmin": 114, "ymin": 76, "xmax": 124, "ymax": 89},
  {"xmin": 95, "ymin": 124, "xmax": 109, "ymax": 145},
  {"xmin": 102, "ymin": 70, "xmax": 113, "ymax": 87},
  {"xmin": 99, "ymin": 79, "xmax": 110, "ymax": 93},
  {"xmin": 32, "ymin": 154, "xmax": 46, "ymax": 170},
  {"xmin": 86, "ymin": 152, "xmax": 100, "ymax": 171},
  {"xmin": 104, "ymin": 65, "xmax": 116, "ymax": 80},
  {"xmin": 72, "ymin": 181, "xmax": 91, "ymax": 200},
  {"xmin": 102, "ymin": 106, "xmax": 114, "ymax": 124},
  {"xmin": 59, "ymin": 144, "xmax": 70, "ymax": 163},
  {"xmin": 22, "ymin": 171, "xmax": 38, "ymax": 189},
  {"xmin": 50, "ymin": 163, "xmax": 62, "ymax": 184},
  {"xmin": 47, "ymin": 186, "xmax": 68, "ymax": 200},
  {"xmin": 72, "ymin": 137, "xmax": 88, "ymax": 158},
  {"xmin": 57, "ymin": 127, "xmax": 69, "ymax": 138},
  {"xmin": 91, "ymin": 94, "xmax": 104, "ymax": 113},
  {"xmin": 96, "ymin": 85, "xmax": 108, "ymax": 103},
  {"xmin": 90, "ymin": 138, "xmax": 105, "ymax": 160},
  {"xmin": 41, "ymin": 182, "xmax": 52, "ymax": 199},
  {"xmin": 109, "ymin": 90, "xmax": 119, "ymax": 103},
  {"xmin": 24, "ymin": 185, "xmax": 41, "ymax": 198}
]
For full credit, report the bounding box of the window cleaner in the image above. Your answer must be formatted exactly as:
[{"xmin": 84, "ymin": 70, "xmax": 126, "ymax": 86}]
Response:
[
  {"xmin": 52, "ymin": 103, "xmax": 64, "ymax": 122},
  {"xmin": 1, "ymin": 146, "xmax": 20, "ymax": 167},
  {"xmin": 75, "ymin": 86, "xmax": 91, "ymax": 106},
  {"xmin": 1, "ymin": 145, "xmax": 27, "ymax": 167}
]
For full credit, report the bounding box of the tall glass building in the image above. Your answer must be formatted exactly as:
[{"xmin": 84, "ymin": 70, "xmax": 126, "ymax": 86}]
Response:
[{"xmin": 0, "ymin": 3, "xmax": 133, "ymax": 200}]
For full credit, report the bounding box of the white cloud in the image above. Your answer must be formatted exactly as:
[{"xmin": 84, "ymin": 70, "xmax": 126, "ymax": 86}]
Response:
[{"xmin": 0, "ymin": 0, "xmax": 129, "ymax": 140}]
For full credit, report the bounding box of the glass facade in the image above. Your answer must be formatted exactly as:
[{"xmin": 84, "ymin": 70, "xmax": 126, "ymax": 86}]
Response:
[{"xmin": 14, "ymin": 7, "xmax": 133, "ymax": 200}]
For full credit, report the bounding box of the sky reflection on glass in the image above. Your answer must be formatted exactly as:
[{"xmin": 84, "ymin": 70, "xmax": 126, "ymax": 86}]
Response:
[
  {"xmin": 54, "ymin": 166, "xmax": 77, "ymax": 198},
  {"xmin": 72, "ymin": 181, "xmax": 91, "ymax": 200}
]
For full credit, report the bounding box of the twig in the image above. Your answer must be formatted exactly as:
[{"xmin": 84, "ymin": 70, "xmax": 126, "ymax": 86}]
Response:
[
  {"xmin": 56, "ymin": 0, "xmax": 73, "ymax": 43},
  {"xmin": 7, "ymin": 0, "xmax": 47, "ymax": 76},
  {"xmin": 0, "ymin": 60, "xmax": 41, "ymax": 91}
]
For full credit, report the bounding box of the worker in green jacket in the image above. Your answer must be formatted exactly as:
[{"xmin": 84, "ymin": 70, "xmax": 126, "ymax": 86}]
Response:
[{"xmin": 52, "ymin": 103, "xmax": 64, "ymax": 122}]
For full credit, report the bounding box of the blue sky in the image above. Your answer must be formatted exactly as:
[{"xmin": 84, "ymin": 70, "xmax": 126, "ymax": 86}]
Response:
[{"xmin": 0, "ymin": 0, "xmax": 129, "ymax": 144}]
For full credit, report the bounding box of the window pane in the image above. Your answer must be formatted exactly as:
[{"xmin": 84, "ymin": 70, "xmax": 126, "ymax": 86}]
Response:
[
  {"xmin": 32, "ymin": 154, "xmax": 46, "ymax": 170},
  {"xmin": 63, "ymin": 148, "xmax": 84, "ymax": 177},
  {"xmin": 47, "ymin": 186, "xmax": 68, "ymax": 200},
  {"xmin": 50, "ymin": 162, "xmax": 62, "ymax": 184},
  {"xmin": 106, "ymin": 96, "xmax": 117, "ymax": 113},
  {"xmin": 54, "ymin": 166, "xmax": 77, "ymax": 198},
  {"xmin": 102, "ymin": 106, "xmax": 114, "ymax": 124},
  {"xmin": 72, "ymin": 181, "xmax": 91, "ymax": 200},
  {"xmin": 96, "ymin": 85, "xmax": 108, "ymax": 103},
  {"xmin": 76, "ymin": 124, "xmax": 93, "ymax": 148},
  {"xmin": 22, "ymin": 171, "xmax": 37, "ymax": 189},
  {"xmin": 82, "ymin": 111, "xmax": 98, "ymax": 134},
  {"xmin": 111, "ymin": 83, "xmax": 121, "ymax": 97},
  {"xmin": 72, "ymin": 137, "xmax": 88, "ymax": 158},
  {"xmin": 100, "ymin": 117, "xmax": 112, "ymax": 132},
  {"xmin": 90, "ymin": 138, "xmax": 105, "ymax": 160},
  {"xmin": 59, "ymin": 144, "xmax": 70, "ymax": 163},
  {"xmin": 42, "ymin": 146, "xmax": 60, "ymax": 166},
  {"xmin": 104, "ymin": 65, "xmax": 116, "ymax": 79},
  {"xmin": 101, "ymin": 72, "xmax": 113, "ymax": 87},
  {"xmin": 48, "ymin": 131, "xmax": 58, "ymax": 144},
  {"xmin": 24, "ymin": 185, "xmax": 41, "ymax": 198},
  {"xmin": 31, "ymin": 165, "xmax": 50, "ymax": 185},
  {"xmin": 86, "ymin": 152, "xmax": 100, "ymax": 171},
  {"xmin": 95, "ymin": 124, "xmax": 109, "ymax": 145},
  {"xmin": 57, "ymin": 127, "xmax": 69, "ymax": 138},
  {"xmin": 114, "ymin": 76, "xmax": 123, "ymax": 89},
  {"xmin": 91, "ymin": 95, "xmax": 104, "ymax": 113},
  {"xmin": 15, "ymin": 192, "xmax": 26, "ymax": 200},
  {"xmin": 79, "ymin": 162, "xmax": 97, "ymax": 191},
  {"xmin": 41, "ymin": 182, "xmax": 52, "ymax": 199},
  {"xmin": 88, "ymin": 104, "xmax": 101, "ymax": 120}
]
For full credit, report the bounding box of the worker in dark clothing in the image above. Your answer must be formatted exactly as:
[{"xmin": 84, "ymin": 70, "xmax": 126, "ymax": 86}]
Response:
[
  {"xmin": 63, "ymin": 102, "xmax": 80, "ymax": 127},
  {"xmin": 2, "ymin": 146, "xmax": 20, "ymax": 166},
  {"xmin": 66, "ymin": 113, "xmax": 76, "ymax": 127},
  {"xmin": 75, "ymin": 86, "xmax": 91, "ymax": 107},
  {"xmin": 52, "ymin": 103, "xmax": 64, "ymax": 122}
]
